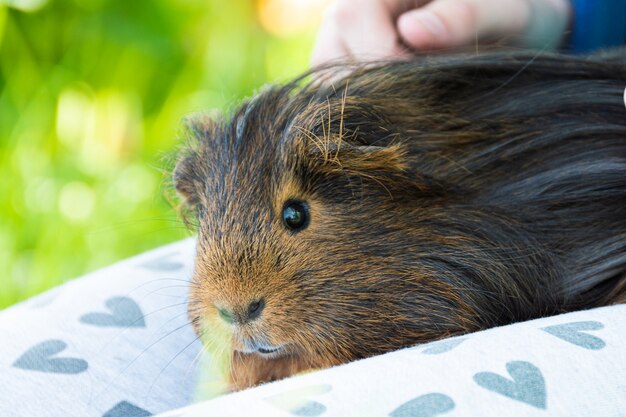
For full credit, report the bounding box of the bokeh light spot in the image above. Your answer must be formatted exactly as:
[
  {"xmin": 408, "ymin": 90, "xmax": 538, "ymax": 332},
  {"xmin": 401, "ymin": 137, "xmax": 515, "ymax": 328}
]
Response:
[
  {"xmin": 258, "ymin": 0, "xmax": 331, "ymax": 36},
  {"xmin": 58, "ymin": 181, "xmax": 96, "ymax": 222},
  {"xmin": 56, "ymin": 87, "xmax": 93, "ymax": 149},
  {"xmin": 0, "ymin": 0, "xmax": 49, "ymax": 12}
]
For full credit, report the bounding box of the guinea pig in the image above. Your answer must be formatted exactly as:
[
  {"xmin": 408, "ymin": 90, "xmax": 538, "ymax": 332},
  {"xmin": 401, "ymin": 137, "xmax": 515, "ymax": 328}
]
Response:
[{"xmin": 174, "ymin": 48, "xmax": 626, "ymax": 390}]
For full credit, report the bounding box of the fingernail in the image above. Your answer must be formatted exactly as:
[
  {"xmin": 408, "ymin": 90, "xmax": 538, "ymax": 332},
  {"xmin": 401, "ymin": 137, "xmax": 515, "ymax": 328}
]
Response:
[{"xmin": 407, "ymin": 10, "xmax": 448, "ymax": 39}]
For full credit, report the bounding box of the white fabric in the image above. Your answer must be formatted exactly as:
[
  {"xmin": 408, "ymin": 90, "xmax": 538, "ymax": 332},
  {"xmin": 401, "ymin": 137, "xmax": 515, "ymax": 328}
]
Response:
[
  {"xmin": 158, "ymin": 304, "xmax": 626, "ymax": 417},
  {"xmin": 1, "ymin": 239, "xmax": 625, "ymax": 417},
  {"xmin": 0, "ymin": 239, "xmax": 201, "ymax": 417}
]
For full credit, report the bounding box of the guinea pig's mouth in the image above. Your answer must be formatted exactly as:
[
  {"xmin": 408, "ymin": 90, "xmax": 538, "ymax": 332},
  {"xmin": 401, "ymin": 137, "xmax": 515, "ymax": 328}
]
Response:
[
  {"xmin": 236, "ymin": 340, "xmax": 287, "ymax": 357},
  {"xmin": 257, "ymin": 347, "xmax": 278, "ymax": 355},
  {"xmin": 254, "ymin": 344, "xmax": 286, "ymax": 357}
]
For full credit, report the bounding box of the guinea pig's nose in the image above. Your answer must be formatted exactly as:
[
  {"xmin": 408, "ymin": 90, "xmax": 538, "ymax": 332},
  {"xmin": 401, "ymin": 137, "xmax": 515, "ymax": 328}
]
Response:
[
  {"xmin": 218, "ymin": 307, "xmax": 235, "ymax": 324},
  {"xmin": 217, "ymin": 298, "xmax": 265, "ymax": 325},
  {"xmin": 246, "ymin": 298, "xmax": 265, "ymax": 321}
]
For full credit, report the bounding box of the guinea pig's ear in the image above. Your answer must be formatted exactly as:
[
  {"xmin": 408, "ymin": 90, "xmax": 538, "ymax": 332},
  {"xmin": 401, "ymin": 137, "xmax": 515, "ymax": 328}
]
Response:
[
  {"xmin": 322, "ymin": 142, "xmax": 407, "ymax": 173},
  {"xmin": 173, "ymin": 153, "xmax": 204, "ymax": 208},
  {"xmin": 308, "ymin": 138, "xmax": 432, "ymax": 193},
  {"xmin": 310, "ymin": 139, "xmax": 406, "ymax": 177},
  {"xmin": 172, "ymin": 114, "xmax": 216, "ymax": 209}
]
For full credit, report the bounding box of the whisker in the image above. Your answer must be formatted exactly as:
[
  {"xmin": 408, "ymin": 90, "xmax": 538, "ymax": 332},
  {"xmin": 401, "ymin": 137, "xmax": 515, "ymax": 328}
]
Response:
[
  {"xmin": 119, "ymin": 278, "xmax": 199, "ymax": 298},
  {"xmin": 145, "ymin": 331, "xmax": 205, "ymax": 400},
  {"xmin": 94, "ymin": 300, "xmax": 193, "ymax": 357},
  {"xmin": 91, "ymin": 320, "xmax": 194, "ymax": 404},
  {"xmin": 149, "ymin": 308, "xmax": 196, "ymax": 337}
]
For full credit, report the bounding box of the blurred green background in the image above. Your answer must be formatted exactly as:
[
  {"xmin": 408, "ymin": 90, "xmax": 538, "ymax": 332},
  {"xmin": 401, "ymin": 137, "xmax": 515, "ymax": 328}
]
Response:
[{"xmin": 0, "ymin": 0, "xmax": 327, "ymax": 308}]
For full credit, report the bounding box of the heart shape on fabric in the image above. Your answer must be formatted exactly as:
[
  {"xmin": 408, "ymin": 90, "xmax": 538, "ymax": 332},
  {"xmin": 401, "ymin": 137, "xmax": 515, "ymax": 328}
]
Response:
[
  {"xmin": 474, "ymin": 361, "xmax": 546, "ymax": 409},
  {"xmin": 80, "ymin": 296, "xmax": 146, "ymax": 328},
  {"xmin": 541, "ymin": 321, "xmax": 605, "ymax": 350},
  {"xmin": 13, "ymin": 339, "xmax": 88, "ymax": 374},
  {"xmin": 390, "ymin": 393, "xmax": 455, "ymax": 417},
  {"xmin": 421, "ymin": 338, "xmax": 467, "ymax": 355},
  {"xmin": 140, "ymin": 253, "xmax": 184, "ymax": 271},
  {"xmin": 266, "ymin": 384, "xmax": 332, "ymax": 416},
  {"xmin": 102, "ymin": 401, "xmax": 152, "ymax": 417}
]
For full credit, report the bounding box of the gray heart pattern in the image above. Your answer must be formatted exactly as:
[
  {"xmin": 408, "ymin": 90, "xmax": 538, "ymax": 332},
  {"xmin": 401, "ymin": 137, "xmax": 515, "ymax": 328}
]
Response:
[
  {"xmin": 542, "ymin": 321, "xmax": 605, "ymax": 350},
  {"xmin": 390, "ymin": 393, "xmax": 455, "ymax": 417},
  {"xmin": 421, "ymin": 338, "xmax": 467, "ymax": 355},
  {"xmin": 80, "ymin": 296, "xmax": 146, "ymax": 328},
  {"xmin": 13, "ymin": 339, "xmax": 88, "ymax": 374},
  {"xmin": 266, "ymin": 384, "xmax": 332, "ymax": 416},
  {"xmin": 103, "ymin": 401, "xmax": 152, "ymax": 417},
  {"xmin": 474, "ymin": 361, "xmax": 546, "ymax": 409},
  {"xmin": 139, "ymin": 253, "xmax": 184, "ymax": 271}
]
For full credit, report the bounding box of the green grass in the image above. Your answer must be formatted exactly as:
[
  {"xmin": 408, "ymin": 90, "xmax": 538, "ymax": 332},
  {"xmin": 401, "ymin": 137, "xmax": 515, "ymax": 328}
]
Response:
[{"xmin": 0, "ymin": 0, "xmax": 316, "ymax": 308}]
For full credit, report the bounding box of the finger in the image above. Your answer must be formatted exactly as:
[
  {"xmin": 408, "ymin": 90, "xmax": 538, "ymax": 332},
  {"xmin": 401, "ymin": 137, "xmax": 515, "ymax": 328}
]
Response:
[
  {"xmin": 340, "ymin": 0, "xmax": 410, "ymax": 60},
  {"xmin": 397, "ymin": 0, "xmax": 532, "ymax": 50},
  {"xmin": 383, "ymin": 0, "xmax": 433, "ymax": 17},
  {"xmin": 318, "ymin": 0, "xmax": 408, "ymax": 63},
  {"xmin": 310, "ymin": 18, "xmax": 353, "ymax": 67}
]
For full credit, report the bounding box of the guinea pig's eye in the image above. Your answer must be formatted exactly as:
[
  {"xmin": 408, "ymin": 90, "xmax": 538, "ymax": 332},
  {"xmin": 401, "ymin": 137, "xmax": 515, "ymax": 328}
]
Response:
[{"xmin": 282, "ymin": 200, "xmax": 309, "ymax": 231}]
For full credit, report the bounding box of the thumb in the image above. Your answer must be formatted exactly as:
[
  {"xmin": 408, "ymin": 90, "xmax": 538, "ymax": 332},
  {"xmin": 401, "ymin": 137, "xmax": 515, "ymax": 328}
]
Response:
[{"xmin": 397, "ymin": 0, "xmax": 570, "ymax": 51}]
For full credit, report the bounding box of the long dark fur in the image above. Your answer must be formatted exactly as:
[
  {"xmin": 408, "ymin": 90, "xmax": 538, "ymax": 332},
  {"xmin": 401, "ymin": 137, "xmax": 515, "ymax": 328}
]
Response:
[{"xmin": 175, "ymin": 48, "xmax": 626, "ymax": 389}]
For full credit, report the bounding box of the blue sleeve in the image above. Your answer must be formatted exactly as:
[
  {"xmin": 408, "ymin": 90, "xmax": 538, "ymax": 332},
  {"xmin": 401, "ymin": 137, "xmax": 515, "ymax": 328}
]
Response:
[{"xmin": 569, "ymin": 0, "xmax": 626, "ymax": 53}]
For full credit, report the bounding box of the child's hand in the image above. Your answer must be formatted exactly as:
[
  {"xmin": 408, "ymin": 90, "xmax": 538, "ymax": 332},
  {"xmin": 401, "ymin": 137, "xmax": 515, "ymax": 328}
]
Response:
[{"xmin": 311, "ymin": 0, "xmax": 571, "ymax": 66}]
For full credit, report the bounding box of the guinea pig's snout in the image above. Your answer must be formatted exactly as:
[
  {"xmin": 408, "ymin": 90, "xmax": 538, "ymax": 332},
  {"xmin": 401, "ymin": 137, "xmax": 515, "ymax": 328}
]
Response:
[{"xmin": 217, "ymin": 298, "xmax": 265, "ymax": 325}]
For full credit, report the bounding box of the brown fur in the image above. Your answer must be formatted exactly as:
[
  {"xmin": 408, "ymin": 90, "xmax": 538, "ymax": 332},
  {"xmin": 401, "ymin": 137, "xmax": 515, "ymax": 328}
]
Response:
[{"xmin": 175, "ymin": 48, "xmax": 626, "ymax": 390}]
